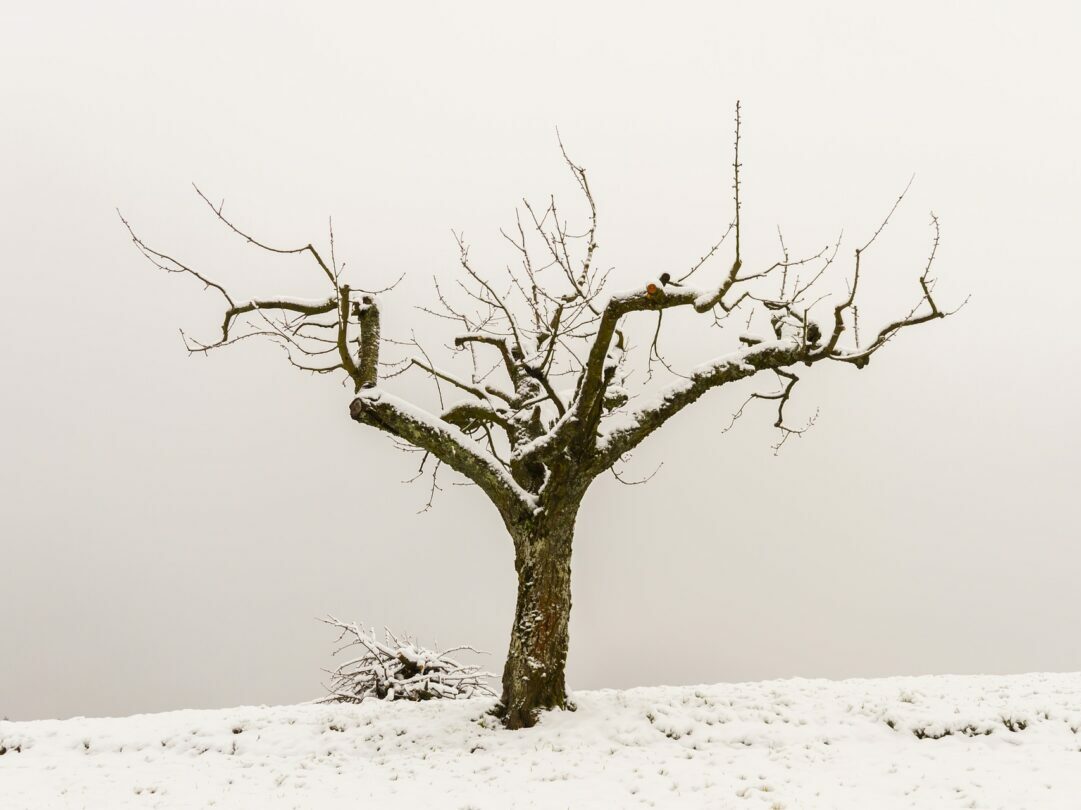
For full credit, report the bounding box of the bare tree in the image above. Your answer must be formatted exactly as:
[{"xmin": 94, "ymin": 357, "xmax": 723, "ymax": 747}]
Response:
[{"xmin": 121, "ymin": 105, "xmax": 958, "ymax": 729}]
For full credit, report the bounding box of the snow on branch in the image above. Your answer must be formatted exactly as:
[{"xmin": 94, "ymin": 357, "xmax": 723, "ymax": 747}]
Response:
[
  {"xmin": 319, "ymin": 617, "xmax": 496, "ymax": 703},
  {"xmin": 126, "ymin": 102, "xmax": 958, "ymax": 520}
]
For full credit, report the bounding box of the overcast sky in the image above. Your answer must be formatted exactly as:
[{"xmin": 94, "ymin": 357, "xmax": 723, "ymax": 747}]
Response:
[{"xmin": 2, "ymin": 1, "xmax": 1079, "ymax": 722}]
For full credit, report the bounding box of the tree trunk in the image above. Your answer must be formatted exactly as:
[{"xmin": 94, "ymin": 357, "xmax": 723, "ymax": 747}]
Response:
[{"xmin": 498, "ymin": 509, "xmax": 578, "ymax": 729}]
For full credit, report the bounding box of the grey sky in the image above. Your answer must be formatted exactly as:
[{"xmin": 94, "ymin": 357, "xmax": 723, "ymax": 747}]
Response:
[{"xmin": 2, "ymin": 1, "xmax": 1079, "ymax": 721}]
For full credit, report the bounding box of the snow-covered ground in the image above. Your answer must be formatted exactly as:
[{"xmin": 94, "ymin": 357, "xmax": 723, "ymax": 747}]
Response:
[{"xmin": 3, "ymin": 672, "xmax": 1080, "ymax": 809}]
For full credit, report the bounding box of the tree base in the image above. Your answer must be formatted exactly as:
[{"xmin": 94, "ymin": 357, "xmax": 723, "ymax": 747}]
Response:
[{"xmin": 491, "ymin": 692, "xmax": 574, "ymax": 730}]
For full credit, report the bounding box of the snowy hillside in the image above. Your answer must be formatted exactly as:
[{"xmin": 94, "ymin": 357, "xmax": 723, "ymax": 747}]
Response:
[{"xmin": 3, "ymin": 672, "xmax": 1080, "ymax": 809}]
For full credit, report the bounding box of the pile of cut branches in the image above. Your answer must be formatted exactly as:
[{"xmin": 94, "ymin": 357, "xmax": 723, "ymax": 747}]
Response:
[{"xmin": 320, "ymin": 616, "xmax": 495, "ymax": 702}]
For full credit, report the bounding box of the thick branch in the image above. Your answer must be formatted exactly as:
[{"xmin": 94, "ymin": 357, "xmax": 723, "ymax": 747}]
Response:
[
  {"xmin": 593, "ymin": 337, "xmax": 807, "ymax": 470},
  {"xmin": 353, "ymin": 294, "xmax": 381, "ymax": 387},
  {"xmin": 350, "ymin": 390, "xmax": 536, "ymax": 520}
]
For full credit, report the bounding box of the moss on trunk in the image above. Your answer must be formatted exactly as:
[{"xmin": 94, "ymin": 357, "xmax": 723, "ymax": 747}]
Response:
[{"xmin": 496, "ymin": 496, "xmax": 581, "ymax": 729}]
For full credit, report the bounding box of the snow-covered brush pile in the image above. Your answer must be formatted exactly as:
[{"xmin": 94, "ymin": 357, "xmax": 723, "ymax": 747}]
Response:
[{"xmin": 320, "ymin": 616, "xmax": 495, "ymax": 703}]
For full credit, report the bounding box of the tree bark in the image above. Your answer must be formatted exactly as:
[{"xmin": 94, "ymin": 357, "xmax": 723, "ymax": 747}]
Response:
[{"xmin": 498, "ymin": 506, "xmax": 579, "ymax": 729}]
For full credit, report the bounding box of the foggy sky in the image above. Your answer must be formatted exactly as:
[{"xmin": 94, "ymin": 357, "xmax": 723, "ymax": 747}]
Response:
[{"xmin": 2, "ymin": 0, "xmax": 1080, "ymax": 721}]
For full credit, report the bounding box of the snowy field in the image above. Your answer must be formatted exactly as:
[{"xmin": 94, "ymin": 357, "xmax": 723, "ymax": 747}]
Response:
[{"xmin": 3, "ymin": 672, "xmax": 1080, "ymax": 809}]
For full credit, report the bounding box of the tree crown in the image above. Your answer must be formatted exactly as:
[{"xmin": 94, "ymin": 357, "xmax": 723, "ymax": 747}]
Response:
[{"xmin": 122, "ymin": 106, "xmax": 958, "ymax": 525}]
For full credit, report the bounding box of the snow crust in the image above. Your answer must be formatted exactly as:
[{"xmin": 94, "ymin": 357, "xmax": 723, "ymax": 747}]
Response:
[
  {"xmin": 236, "ymin": 296, "xmax": 335, "ymax": 310},
  {"xmin": 3, "ymin": 672, "xmax": 1080, "ymax": 809}
]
